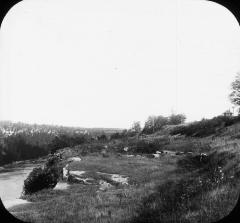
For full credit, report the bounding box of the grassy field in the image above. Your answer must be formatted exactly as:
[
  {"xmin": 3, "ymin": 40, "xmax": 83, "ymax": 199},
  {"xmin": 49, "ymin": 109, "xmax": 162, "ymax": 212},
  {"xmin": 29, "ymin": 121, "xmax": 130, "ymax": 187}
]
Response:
[{"xmin": 8, "ymin": 133, "xmax": 240, "ymax": 223}]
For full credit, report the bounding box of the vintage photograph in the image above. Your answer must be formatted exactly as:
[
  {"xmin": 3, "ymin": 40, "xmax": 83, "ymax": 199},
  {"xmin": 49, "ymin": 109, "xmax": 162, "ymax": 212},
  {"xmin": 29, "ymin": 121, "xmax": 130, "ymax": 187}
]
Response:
[{"xmin": 1, "ymin": 0, "xmax": 240, "ymax": 222}]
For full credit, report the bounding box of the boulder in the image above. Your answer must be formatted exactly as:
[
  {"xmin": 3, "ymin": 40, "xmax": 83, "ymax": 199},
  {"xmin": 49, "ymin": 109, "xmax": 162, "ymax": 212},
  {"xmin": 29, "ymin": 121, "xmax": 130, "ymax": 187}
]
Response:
[
  {"xmin": 54, "ymin": 182, "xmax": 69, "ymax": 190},
  {"xmin": 126, "ymin": 155, "xmax": 134, "ymax": 158},
  {"xmin": 67, "ymin": 157, "xmax": 81, "ymax": 163},
  {"xmin": 62, "ymin": 164, "xmax": 69, "ymax": 180},
  {"xmin": 153, "ymin": 154, "xmax": 160, "ymax": 158},
  {"xmin": 123, "ymin": 147, "xmax": 129, "ymax": 152},
  {"xmin": 99, "ymin": 180, "xmax": 113, "ymax": 191},
  {"xmin": 111, "ymin": 174, "xmax": 128, "ymax": 185},
  {"xmin": 67, "ymin": 175, "xmax": 95, "ymax": 185},
  {"xmin": 69, "ymin": 170, "xmax": 86, "ymax": 177}
]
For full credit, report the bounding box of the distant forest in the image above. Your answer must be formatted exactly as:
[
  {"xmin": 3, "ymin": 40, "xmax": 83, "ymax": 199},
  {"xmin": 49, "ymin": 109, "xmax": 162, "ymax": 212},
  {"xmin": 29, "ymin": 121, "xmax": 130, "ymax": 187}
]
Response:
[{"xmin": 0, "ymin": 121, "xmax": 121, "ymax": 165}]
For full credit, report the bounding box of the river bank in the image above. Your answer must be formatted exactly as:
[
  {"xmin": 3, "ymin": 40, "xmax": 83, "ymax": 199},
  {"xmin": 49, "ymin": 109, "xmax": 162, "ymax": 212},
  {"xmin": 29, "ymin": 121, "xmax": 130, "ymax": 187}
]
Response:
[{"xmin": 0, "ymin": 157, "xmax": 47, "ymax": 209}]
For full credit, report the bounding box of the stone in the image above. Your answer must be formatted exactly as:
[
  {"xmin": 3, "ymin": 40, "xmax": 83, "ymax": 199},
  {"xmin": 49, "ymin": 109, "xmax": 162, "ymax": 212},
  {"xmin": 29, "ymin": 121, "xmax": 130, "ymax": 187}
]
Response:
[
  {"xmin": 99, "ymin": 180, "xmax": 113, "ymax": 191},
  {"xmin": 67, "ymin": 157, "xmax": 81, "ymax": 163},
  {"xmin": 111, "ymin": 174, "xmax": 128, "ymax": 185},
  {"xmin": 69, "ymin": 170, "xmax": 86, "ymax": 177},
  {"xmin": 123, "ymin": 147, "xmax": 129, "ymax": 152},
  {"xmin": 126, "ymin": 155, "xmax": 134, "ymax": 158},
  {"xmin": 153, "ymin": 154, "xmax": 160, "ymax": 158},
  {"xmin": 54, "ymin": 182, "xmax": 69, "ymax": 190},
  {"xmin": 67, "ymin": 175, "xmax": 95, "ymax": 185},
  {"xmin": 63, "ymin": 164, "xmax": 69, "ymax": 180}
]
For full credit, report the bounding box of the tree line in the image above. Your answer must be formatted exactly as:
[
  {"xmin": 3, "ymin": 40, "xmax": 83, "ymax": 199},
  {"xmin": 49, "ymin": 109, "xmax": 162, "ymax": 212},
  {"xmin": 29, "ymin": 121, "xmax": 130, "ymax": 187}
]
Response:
[{"xmin": 130, "ymin": 113, "xmax": 186, "ymax": 135}]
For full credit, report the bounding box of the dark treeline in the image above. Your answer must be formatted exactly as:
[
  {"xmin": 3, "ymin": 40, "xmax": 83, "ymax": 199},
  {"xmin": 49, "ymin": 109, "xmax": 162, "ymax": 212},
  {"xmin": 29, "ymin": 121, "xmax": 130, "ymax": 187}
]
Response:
[
  {"xmin": 0, "ymin": 121, "xmax": 121, "ymax": 166},
  {"xmin": 0, "ymin": 134, "xmax": 48, "ymax": 165},
  {"xmin": 0, "ymin": 133, "xmax": 94, "ymax": 165}
]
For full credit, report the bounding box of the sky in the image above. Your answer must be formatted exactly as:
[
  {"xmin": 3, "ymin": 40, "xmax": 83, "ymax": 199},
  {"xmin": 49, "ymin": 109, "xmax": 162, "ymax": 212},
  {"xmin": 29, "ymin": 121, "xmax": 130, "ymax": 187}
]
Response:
[{"xmin": 0, "ymin": 0, "xmax": 240, "ymax": 129}]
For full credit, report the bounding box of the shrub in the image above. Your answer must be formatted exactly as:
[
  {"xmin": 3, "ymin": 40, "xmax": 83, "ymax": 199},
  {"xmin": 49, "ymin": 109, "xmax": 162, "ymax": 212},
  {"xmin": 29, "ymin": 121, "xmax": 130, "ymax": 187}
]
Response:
[
  {"xmin": 130, "ymin": 140, "xmax": 158, "ymax": 154},
  {"xmin": 23, "ymin": 155, "xmax": 62, "ymax": 195},
  {"xmin": 23, "ymin": 167, "xmax": 58, "ymax": 195}
]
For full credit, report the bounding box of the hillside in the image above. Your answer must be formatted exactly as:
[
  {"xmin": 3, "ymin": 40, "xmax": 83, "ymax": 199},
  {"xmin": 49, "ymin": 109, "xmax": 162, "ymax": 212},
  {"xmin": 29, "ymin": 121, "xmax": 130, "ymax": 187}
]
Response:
[{"xmin": 6, "ymin": 116, "xmax": 240, "ymax": 223}]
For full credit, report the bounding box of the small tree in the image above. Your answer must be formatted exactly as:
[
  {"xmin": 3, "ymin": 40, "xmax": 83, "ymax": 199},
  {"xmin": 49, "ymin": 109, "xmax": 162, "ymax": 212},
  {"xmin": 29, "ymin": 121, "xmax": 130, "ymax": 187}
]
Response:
[
  {"xmin": 168, "ymin": 114, "xmax": 186, "ymax": 125},
  {"xmin": 143, "ymin": 116, "xmax": 156, "ymax": 134},
  {"xmin": 229, "ymin": 73, "xmax": 240, "ymax": 107},
  {"xmin": 131, "ymin": 121, "xmax": 141, "ymax": 133},
  {"xmin": 155, "ymin": 116, "xmax": 169, "ymax": 130}
]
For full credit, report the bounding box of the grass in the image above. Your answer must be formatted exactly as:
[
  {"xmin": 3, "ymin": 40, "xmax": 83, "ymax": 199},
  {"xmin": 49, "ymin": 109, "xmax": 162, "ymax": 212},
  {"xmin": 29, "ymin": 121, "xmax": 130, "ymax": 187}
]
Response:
[
  {"xmin": 9, "ymin": 154, "xmax": 178, "ymax": 223},
  {"xmin": 8, "ymin": 133, "xmax": 240, "ymax": 223}
]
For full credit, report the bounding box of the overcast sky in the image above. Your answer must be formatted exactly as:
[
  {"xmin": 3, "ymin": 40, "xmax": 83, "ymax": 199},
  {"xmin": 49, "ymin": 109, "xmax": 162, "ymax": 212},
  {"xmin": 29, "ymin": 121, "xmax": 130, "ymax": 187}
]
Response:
[{"xmin": 0, "ymin": 0, "xmax": 240, "ymax": 128}]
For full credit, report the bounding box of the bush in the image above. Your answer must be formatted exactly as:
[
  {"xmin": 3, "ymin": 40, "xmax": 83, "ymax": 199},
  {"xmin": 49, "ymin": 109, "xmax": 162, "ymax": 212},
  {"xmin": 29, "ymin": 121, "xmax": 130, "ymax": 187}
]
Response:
[
  {"xmin": 130, "ymin": 141, "xmax": 158, "ymax": 154},
  {"xmin": 23, "ymin": 167, "xmax": 58, "ymax": 195},
  {"xmin": 23, "ymin": 155, "xmax": 62, "ymax": 195}
]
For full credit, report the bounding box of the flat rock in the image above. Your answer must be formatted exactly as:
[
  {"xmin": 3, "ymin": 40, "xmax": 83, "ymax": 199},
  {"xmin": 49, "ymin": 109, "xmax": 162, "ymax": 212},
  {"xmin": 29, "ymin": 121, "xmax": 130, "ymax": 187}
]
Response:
[
  {"xmin": 54, "ymin": 182, "xmax": 69, "ymax": 190},
  {"xmin": 69, "ymin": 170, "xmax": 86, "ymax": 176},
  {"xmin": 67, "ymin": 157, "xmax": 81, "ymax": 163},
  {"xmin": 153, "ymin": 154, "xmax": 160, "ymax": 158}
]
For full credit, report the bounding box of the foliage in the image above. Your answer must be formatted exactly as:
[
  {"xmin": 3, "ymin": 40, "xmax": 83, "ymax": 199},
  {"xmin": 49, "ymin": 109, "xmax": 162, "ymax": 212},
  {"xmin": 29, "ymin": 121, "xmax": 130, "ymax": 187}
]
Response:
[
  {"xmin": 23, "ymin": 167, "xmax": 58, "ymax": 195},
  {"xmin": 168, "ymin": 114, "xmax": 186, "ymax": 125},
  {"xmin": 49, "ymin": 134, "xmax": 87, "ymax": 154},
  {"xmin": 229, "ymin": 72, "xmax": 240, "ymax": 106},
  {"xmin": 0, "ymin": 121, "xmax": 122, "ymax": 165},
  {"xmin": 142, "ymin": 114, "xmax": 186, "ymax": 134},
  {"xmin": 171, "ymin": 115, "xmax": 240, "ymax": 137},
  {"xmin": 130, "ymin": 121, "xmax": 142, "ymax": 133},
  {"xmin": 23, "ymin": 155, "xmax": 62, "ymax": 195},
  {"xmin": 143, "ymin": 115, "xmax": 168, "ymax": 134},
  {"xmin": 0, "ymin": 134, "xmax": 48, "ymax": 165},
  {"xmin": 97, "ymin": 134, "xmax": 108, "ymax": 141}
]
